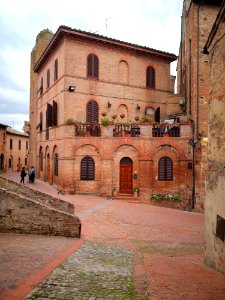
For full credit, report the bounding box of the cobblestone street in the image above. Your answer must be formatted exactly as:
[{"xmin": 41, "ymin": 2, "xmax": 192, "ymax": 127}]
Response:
[{"xmin": 1, "ymin": 173, "xmax": 225, "ymax": 300}]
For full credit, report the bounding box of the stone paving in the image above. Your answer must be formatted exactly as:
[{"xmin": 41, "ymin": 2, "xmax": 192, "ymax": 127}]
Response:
[
  {"xmin": 1, "ymin": 172, "xmax": 225, "ymax": 300},
  {"xmin": 26, "ymin": 242, "xmax": 135, "ymax": 300}
]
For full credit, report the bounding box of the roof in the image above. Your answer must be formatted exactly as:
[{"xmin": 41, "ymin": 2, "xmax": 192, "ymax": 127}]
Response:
[
  {"xmin": 34, "ymin": 26, "xmax": 177, "ymax": 72},
  {"xmin": 0, "ymin": 123, "xmax": 9, "ymax": 128},
  {"xmin": 6, "ymin": 127, "xmax": 29, "ymax": 137}
]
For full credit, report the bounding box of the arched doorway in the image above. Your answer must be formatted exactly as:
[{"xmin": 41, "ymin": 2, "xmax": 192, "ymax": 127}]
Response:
[{"xmin": 120, "ymin": 157, "xmax": 133, "ymax": 194}]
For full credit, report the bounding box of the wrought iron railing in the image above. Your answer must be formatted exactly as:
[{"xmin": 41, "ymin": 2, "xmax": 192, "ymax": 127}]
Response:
[
  {"xmin": 113, "ymin": 124, "xmax": 140, "ymax": 137},
  {"xmin": 75, "ymin": 123, "xmax": 101, "ymax": 137},
  {"xmin": 152, "ymin": 124, "xmax": 180, "ymax": 137}
]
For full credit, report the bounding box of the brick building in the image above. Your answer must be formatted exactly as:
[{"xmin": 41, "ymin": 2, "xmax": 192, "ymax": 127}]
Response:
[
  {"xmin": 29, "ymin": 26, "xmax": 194, "ymax": 204},
  {"xmin": 0, "ymin": 124, "xmax": 29, "ymax": 173},
  {"xmin": 177, "ymin": 0, "xmax": 223, "ymax": 210},
  {"xmin": 203, "ymin": 1, "xmax": 225, "ymax": 275}
]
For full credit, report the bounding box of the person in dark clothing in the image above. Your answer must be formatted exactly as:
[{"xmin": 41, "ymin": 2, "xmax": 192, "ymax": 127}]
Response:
[
  {"xmin": 29, "ymin": 166, "xmax": 35, "ymax": 183},
  {"xmin": 20, "ymin": 167, "xmax": 27, "ymax": 184}
]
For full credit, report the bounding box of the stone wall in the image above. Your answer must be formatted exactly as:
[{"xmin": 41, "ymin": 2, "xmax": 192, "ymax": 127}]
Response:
[
  {"xmin": 204, "ymin": 2, "xmax": 225, "ymax": 275},
  {"xmin": 0, "ymin": 186, "xmax": 81, "ymax": 238}
]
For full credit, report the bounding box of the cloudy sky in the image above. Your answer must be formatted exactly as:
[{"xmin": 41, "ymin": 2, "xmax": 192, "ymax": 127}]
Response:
[{"xmin": 0, "ymin": 0, "xmax": 183, "ymax": 131}]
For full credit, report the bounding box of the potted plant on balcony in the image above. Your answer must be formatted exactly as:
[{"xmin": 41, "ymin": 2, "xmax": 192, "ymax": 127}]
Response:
[
  {"xmin": 141, "ymin": 115, "xmax": 151, "ymax": 124},
  {"xmin": 134, "ymin": 187, "xmax": 139, "ymax": 197},
  {"xmin": 112, "ymin": 187, "xmax": 118, "ymax": 197},
  {"xmin": 101, "ymin": 117, "xmax": 110, "ymax": 126}
]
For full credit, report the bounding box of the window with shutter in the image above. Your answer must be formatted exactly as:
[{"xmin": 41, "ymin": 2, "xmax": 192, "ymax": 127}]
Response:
[
  {"xmin": 40, "ymin": 77, "xmax": 43, "ymax": 95},
  {"xmin": 158, "ymin": 156, "xmax": 173, "ymax": 181},
  {"xmin": 86, "ymin": 100, "xmax": 99, "ymax": 123},
  {"xmin": 40, "ymin": 112, "xmax": 43, "ymax": 131},
  {"xmin": 87, "ymin": 54, "xmax": 99, "ymax": 79},
  {"xmin": 53, "ymin": 101, "xmax": 58, "ymax": 126},
  {"xmin": 18, "ymin": 140, "xmax": 21, "ymax": 150},
  {"xmin": 10, "ymin": 138, "xmax": 13, "ymax": 150},
  {"xmin": 54, "ymin": 153, "xmax": 58, "ymax": 176},
  {"xmin": 81, "ymin": 156, "xmax": 95, "ymax": 180},
  {"xmin": 46, "ymin": 103, "xmax": 53, "ymax": 127},
  {"xmin": 146, "ymin": 66, "xmax": 155, "ymax": 88},
  {"xmin": 47, "ymin": 69, "xmax": 50, "ymax": 89},
  {"xmin": 54, "ymin": 59, "xmax": 58, "ymax": 81},
  {"xmin": 39, "ymin": 148, "xmax": 43, "ymax": 171}
]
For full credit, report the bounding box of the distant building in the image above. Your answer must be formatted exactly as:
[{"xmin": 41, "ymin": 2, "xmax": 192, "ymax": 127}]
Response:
[
  {"xmin": 29, "ymin": 26, "xmax": 194, "ymax": 205},
  {"xmin": 0, "ymin": 123, "xmax": 29, "ymax": 173}
]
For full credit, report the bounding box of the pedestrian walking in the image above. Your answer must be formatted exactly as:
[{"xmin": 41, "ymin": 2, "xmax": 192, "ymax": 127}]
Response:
[
  {"xmin": 29, "ymin": 166, "xmax": 36, "ymax": 183},
  {"xmin": 20, "ymin": 167, "xmax": 27, "ymax": 184}
]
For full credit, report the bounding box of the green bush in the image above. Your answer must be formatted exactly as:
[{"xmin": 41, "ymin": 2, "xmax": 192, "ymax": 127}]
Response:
[
  {"xmin": 101, "ymin": 117, "xmax": 110, "ymax": 126},
  {"xmin": 166, "ymin": 193, "xmax": 181, "ymax": 201},
  {"xmin": 151, "ymin": 193, "xmax": 162, "ymax": 200}
]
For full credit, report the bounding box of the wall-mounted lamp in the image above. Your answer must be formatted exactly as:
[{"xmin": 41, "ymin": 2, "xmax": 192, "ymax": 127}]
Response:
[
  {"xmin": 108, "ymin": 101, "xmax": 111, "ymax": 108},
  {"xmin": 137, "ymin": 104, "xmax": 140, "ymax": 110},
  {"xmin": 68, "ymin": 85, "xmax": 76, "ymax": 92}
]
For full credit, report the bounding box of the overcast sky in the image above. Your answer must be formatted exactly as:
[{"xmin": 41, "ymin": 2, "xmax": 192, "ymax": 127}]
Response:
[{"xmin": 0, "ymin": 0, "xmax": 183, "ymax": 131}]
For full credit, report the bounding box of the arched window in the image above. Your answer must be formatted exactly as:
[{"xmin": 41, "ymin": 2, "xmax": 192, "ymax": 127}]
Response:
[
  {"xmin": 87, "ymin": 54, "xmax": 99, "ymax": 79},
  {"xmin": 146, "ymin": 66, "xmax": 155, "ymax": 88},
  {"xmin": 47, "ymin": 69, "xmax": 50, "ymax": 89},
  {"xmin": 18, "ymin": 140, "xmax": 21, "ymax": 150},
  {"xmin": 54, "ymin": 59, "xmax": 58, "ymax": 81},
  {"xmin": 10, "ymin": 138, "xmax": 13, "ymax": 150},
  {"xmin": 54, "ymin": 153, "xmax": 58, "ymax": 176},
  {"xmin": 158, "ymin": 156, "xmax": 173, "ymax": 181},
  {"xmin": 86, "ymin": 100, "xmax": 99, "ymax": 123},
  {"xmin": 81, "ymin": 156, "xmax": 95, "ymax": 180},
  {"xmin": 26, "ymin": 140, "xmax": 29, "ymax": 150}
]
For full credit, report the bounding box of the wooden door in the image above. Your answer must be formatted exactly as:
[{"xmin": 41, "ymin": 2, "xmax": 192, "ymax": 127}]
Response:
[{"xmin": 120, "ymin": 158, "xmax": 133, "ymax": 194}]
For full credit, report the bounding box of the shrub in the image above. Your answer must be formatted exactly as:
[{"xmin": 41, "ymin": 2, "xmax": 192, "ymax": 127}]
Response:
[
  {"xmin": 101, "ymin": 117, "xmax": 110, "ymax": 126},
  {"xmin": 166, "ymin": 193, "xmax": 181, "ymax": 201},
  {"xmin": 151, "ymin": 193, "xmax": 162, "ymax": 200},
  {"xmin": 65, "ymin": 118, "xmax": 74, "ymax": 124}
]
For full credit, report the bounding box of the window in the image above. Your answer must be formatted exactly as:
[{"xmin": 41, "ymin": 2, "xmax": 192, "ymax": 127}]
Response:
[
  {"xmin": 47, "ymin": 69, "xmax": 50, "ymax": 89},
  {"xmin": 87, "ymin": 54, "xmax": 99, "ymax": 79},
  {"xmin": 146, "ymin": 66, "xmax": 155, "ymax": 88},
  {"xmin": 39, "ymin": 148, "xmax": 43, "ymax": 171},
  {"xmin": 26, "ymin": 140, "xmax": 28, "ymax": 150},
  {"xmin": 158, "ymin": 156, "xmax": 173, "ymax": 181},
  {"xmin": 54, "ymin": 59, "xmax": 58, "ymax": 81},
  {"xmin": 39, "ymin": 77, "xmax": 43, "ymax": 95},
  {"xmin": 86, "ymin": 100, "xmax": 99, "ymax": 123},
  {"xmin": 81, "ymin": 156, "xmax": 95, "ymax": 180},
  {"xmin": 18, "ymin": 140, "xmax": 21, "ymax": 150},
  {"xmin": 10, "ymin": 138, "xmax": 13, "ymax": 150},
  {"xmin": 39, "ymin": 112, "xmax": 43, "ymax": 131},
  {"xmin": 9, "ymin": 157, "xmax": 12, "ymax": 168},
  {"xmin": 46, "ymin": 101, "xmax": 57, "ymax": 127},
  {"xmin": 54, "ymin": 153, "xmax": 58, "ymax": 176},
  {"xmin": 25, "ymin": 157, "xmax": 27, "ymax": 166}
]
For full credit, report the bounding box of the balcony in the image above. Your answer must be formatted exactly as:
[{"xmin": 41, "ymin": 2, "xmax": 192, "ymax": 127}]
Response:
[
  {"xmin": 113, "ymin": 124, "xmax": 141, "ymax": 137},
  {"xmin": 152, "ymin": 124, "xmax": 180, "ymax": 137},
  {"xmin": 72, "ymin": 122, "xmax": 191, "ymax": 139},
  {"xmin": 75, "ymin": 123, "xmax": 101, "ymax": 137}
]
